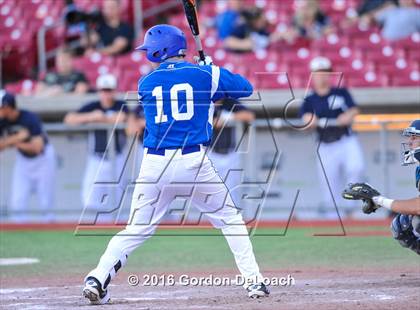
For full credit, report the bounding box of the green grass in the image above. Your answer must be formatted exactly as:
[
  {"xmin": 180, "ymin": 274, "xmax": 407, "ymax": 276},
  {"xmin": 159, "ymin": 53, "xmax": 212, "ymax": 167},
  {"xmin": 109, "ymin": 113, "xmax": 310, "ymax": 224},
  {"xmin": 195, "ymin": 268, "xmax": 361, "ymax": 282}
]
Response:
[{"xmin": 1, "ymin": 227, "xmax": 419, "ymax": 280}]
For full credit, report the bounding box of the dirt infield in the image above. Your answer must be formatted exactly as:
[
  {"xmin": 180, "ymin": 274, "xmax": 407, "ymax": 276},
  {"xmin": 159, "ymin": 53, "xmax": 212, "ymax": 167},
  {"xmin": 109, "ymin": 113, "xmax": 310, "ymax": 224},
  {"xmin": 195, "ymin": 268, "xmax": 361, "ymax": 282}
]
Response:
[{"xmin": 1, "ymin": 268, "xmax": 419, "ymax": 310}]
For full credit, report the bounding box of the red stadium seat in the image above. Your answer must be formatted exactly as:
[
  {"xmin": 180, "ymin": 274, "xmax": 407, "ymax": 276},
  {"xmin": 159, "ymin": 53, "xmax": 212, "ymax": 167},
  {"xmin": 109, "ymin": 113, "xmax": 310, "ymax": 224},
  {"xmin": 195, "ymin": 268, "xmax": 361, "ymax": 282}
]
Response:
[
  {"xmin": 311, "ymin": 34, "xmax": 350, "ymax": 52},
  {"xmin": 168, "ymin": 13, "xmax": 190, "ymax": 32},
  {"xmin": 118, "ymin": 73, "xmax": 139, "ymax": 92},
  {"xmin": 280, "ymin": 47, "xmax": 313, "ymax": 65},
  {"xmin": 390, "ymin": 32, "xmax": 420, "ymax": 50},
  {"xmin": 4, "ymin": 79, "xmax": 36, "ymax": 95},
  {"xmin": 344, "ymin": 24, "xmax": 378, "ymax": 38},
  {"xmin": 363, "ymin": 46, "xmax": 400, "ymax": 69},
  {"xmin": 391, "ymin": 70, "xmax": 420, "ymax": 86},
  {"xmin": 407, "ymin": 50, "xmax": 420, "ymax": 62},
  {"xmin": 115, "ymin": 52, "xmax": 148, "ymax": 71},
  {"xmin": 2, "ymin": 1, "xmax": 420, "ymax": 90},
  {"xmin": 346, "ymin": 71, "xmax": 389, "ymax": 87},
  {"xmin": 257, "ymin": 72, "xmax": 291, "ymax": 90},
  {"xmin": 72, "ymin": 0, "xmax": 103, "ymax": 11},
  {"xmin": 72, "ymin": 54, "xmax": 116, "ymax": 86},
  {"xmin": 352, "ymin": 32, "xmax": 385, "ymax": 51},
  {"xmin": 199, "ymin": 1, "xmax": 217, "ymax": 17}
]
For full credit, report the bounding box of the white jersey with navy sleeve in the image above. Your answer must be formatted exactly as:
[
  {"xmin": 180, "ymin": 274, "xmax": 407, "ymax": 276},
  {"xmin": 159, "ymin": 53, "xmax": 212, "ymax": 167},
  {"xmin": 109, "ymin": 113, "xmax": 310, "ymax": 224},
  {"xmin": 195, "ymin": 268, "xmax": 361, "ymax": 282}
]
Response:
[{"xmin": 138, "ymin": 61, "xmax": 252, "ymax": 149}]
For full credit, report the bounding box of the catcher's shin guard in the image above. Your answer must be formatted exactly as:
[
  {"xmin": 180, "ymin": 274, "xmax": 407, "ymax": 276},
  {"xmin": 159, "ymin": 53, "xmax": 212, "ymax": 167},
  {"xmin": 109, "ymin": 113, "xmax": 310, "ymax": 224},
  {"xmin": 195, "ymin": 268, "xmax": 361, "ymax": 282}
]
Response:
[{"xmin": 391, "ymin": 214, "xmax": 420, "ymax": 255}]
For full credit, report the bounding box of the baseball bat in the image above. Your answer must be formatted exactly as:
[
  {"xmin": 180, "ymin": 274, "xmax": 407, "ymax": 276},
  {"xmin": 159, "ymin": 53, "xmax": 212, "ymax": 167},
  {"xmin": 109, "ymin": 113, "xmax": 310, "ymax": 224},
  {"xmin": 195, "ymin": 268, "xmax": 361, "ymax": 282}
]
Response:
[{"xmin": 181, "ymin": 0, "xmax": 206, "ymax": 61}]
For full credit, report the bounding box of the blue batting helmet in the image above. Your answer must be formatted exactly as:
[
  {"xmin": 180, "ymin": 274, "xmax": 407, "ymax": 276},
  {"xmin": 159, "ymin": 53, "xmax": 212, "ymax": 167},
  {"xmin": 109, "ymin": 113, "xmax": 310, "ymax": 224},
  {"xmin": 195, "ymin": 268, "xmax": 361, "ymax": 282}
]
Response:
[{"xmin": 136, "ymin": 24, "xmax": 187, "ymax": 63}]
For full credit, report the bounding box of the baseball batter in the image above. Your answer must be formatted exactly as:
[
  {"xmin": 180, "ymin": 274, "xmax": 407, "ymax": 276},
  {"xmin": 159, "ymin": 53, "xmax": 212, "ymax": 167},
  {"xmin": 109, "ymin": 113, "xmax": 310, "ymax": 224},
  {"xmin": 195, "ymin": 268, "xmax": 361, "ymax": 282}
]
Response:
[
  {"xmin": 83, "ymin": 25, "xmax": 268, "ymax": 304},
  {"xmin": 300, "ymin": 56, "xmax": 364, "ymax": 216},
  {"xmin": 343, "ymin": 119, "xmax": 420, "ymax": 255},
  {"xmin": 0, "ymin": 91, "xmax": 56, "ymax": 222}
]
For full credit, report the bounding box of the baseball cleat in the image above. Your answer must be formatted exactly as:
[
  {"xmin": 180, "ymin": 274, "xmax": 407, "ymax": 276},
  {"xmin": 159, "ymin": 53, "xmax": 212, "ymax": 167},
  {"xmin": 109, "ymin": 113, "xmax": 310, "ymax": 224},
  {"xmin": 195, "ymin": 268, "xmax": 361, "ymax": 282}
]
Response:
[
  {"xmin": 83, "ymin": 276, "xmax": 110, "ymax": 305},
  {"xmin": 247, "ymin": 282, "xmax": 270, "ymax": 299}
]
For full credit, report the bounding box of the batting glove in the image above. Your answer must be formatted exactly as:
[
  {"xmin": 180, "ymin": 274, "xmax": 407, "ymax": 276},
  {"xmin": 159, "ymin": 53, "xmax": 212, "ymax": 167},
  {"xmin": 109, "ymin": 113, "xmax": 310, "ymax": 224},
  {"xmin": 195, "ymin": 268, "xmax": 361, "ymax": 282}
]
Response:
[{"xmin": 194, "ymin": 55, "xmax": 213, "ymax": 66}]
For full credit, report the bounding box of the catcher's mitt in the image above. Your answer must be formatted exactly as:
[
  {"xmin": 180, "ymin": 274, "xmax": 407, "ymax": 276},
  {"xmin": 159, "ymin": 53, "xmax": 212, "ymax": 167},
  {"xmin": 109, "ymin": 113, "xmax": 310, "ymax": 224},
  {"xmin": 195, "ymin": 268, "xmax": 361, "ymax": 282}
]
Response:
[
  {"xmin": 361, "ymin": 199, "xmax": 379, "ymax": 214},
  {"xmin": 342, "ymin": 183, "xmax": 381, "ymax": 214}
]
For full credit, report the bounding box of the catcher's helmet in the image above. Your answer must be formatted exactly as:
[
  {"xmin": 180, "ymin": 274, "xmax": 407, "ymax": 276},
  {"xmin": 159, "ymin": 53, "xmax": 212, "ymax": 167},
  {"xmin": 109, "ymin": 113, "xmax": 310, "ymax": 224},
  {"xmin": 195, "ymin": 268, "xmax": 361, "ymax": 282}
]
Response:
[
  {"xmin": 401, "ymin": 119, "xmax": 420, "ymax": 165},
  {"xmin": 136, "ymin": 24, "xmax": 187, "ymax": 63}
]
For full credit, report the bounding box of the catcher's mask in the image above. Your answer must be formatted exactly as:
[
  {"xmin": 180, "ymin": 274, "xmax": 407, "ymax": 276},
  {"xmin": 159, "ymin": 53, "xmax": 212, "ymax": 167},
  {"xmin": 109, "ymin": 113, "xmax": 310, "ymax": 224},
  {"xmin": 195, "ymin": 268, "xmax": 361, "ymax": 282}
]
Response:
[{"xmin": 401, "ymin": 119, "xmax": 420, "ymax": 166}]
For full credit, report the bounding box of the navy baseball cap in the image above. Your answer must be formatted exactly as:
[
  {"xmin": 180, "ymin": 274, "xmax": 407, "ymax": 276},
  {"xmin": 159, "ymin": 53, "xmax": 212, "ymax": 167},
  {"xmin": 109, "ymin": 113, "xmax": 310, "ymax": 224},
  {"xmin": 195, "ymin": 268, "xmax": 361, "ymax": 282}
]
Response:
[{"xmin": 0, "ymin": 91, "xmax": 16, "ymax": 108}]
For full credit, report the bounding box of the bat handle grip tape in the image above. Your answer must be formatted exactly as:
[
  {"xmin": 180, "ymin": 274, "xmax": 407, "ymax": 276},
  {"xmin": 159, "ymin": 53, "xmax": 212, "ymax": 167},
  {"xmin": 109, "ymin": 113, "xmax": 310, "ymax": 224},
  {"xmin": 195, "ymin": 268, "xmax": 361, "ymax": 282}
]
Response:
[{"xmin": 193, "ymin": 36, "xmax": 205, "ymax": 61}]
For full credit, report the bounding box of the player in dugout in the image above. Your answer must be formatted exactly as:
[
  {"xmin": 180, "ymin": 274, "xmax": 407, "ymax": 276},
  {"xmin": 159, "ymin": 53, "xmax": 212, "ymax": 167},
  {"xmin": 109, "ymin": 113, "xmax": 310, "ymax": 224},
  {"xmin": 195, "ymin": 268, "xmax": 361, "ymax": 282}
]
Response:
[
  {"xmin": 300, "ymin": 56, "xmax": 364, "ymax": 217},
  {"xmin": 0, "ymin": 91, "xmax": 56, "ymax": 222},
  {"xmin": 64, "ymin": 74, "xmax": 128, "ymax": 222}
]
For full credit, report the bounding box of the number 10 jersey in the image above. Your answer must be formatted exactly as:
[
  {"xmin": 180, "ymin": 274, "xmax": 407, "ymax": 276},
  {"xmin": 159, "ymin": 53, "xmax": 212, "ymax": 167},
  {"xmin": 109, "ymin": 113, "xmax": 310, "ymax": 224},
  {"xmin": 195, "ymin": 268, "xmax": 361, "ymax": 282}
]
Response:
[{"xmin": 138, "ymin": 61, "xmax": 253, "ymax": 149}]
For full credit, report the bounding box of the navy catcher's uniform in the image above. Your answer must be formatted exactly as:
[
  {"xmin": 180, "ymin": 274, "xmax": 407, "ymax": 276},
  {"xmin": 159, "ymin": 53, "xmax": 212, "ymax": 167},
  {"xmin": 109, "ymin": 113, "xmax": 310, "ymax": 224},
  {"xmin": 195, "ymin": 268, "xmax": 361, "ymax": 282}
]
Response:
[
  {"xmin": 390, "ymin": 163, "xmax": 420, "ymax": 255},
  {"xmin": 300, "ymin": 87, "xmax": 364, "ymax": 213},
  {"xmin": 390, "ymin": 120, "xmax": 420, "ymax": 255}
]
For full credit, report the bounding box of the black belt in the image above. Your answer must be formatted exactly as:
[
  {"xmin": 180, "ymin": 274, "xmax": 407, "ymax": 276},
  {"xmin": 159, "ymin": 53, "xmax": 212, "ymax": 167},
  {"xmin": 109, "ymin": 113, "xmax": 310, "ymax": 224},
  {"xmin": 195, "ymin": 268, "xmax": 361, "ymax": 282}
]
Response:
[{"xmin": 147, "ymin": 145, "xmax": 201, "ymax": 156}]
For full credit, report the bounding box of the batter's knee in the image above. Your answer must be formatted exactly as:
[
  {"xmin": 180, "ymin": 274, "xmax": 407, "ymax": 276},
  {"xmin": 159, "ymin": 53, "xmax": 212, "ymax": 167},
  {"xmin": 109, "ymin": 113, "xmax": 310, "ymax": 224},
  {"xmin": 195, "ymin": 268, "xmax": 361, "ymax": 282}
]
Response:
[
  {"xmin": 215, "ymin": 212, "xmax": 245, "ymax": 231},
  {"xmin": 124, "ymin": 223, "xmax": 157, "ymax": 236}
]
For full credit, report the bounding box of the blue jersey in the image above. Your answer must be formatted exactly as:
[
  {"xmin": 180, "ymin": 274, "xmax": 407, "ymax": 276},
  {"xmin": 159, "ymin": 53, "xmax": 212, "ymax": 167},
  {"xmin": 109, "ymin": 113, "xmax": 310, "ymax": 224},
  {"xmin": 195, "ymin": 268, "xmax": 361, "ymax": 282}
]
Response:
[
  {"xmin": 138, "ymin": 61, "xmax": 253, "ymax": 149},
  {"xmin": 416, "ymin": 165, "xmax": 420, "ymax": 191},
  {"xmin": 300, "ymin": 87, "xmax": 357, "ymax": 143}
]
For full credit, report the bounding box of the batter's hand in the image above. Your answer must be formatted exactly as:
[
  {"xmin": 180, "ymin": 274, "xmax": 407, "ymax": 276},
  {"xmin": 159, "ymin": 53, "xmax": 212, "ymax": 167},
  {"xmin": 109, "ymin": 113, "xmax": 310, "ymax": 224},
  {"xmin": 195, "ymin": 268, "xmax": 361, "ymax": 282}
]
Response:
[
  {"xmin": 342, "ymin": 182, "xmax": 381, "ymax": 214},
  {"xmin": 194, "ymin": 55, "xmax": 213, "ymax": 66}
]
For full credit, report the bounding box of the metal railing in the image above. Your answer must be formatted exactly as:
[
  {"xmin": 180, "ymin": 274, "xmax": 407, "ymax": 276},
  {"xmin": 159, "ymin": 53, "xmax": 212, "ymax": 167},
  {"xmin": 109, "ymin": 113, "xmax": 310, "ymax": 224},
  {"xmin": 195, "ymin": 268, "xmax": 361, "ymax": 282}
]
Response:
[
  {"xmin": 0, "ymin": 118, "xmax": 414, "ymax": 221},
  {"xmin": 42, "ymin": 117, "xmax": 413, "ymax": 196}
]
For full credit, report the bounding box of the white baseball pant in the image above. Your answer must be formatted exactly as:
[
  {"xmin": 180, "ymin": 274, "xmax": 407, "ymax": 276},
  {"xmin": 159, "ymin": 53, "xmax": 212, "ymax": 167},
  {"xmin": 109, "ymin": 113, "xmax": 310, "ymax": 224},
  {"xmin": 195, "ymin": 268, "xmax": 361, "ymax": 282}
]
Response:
[
  {"xmin": 208, "ymin": 151, "xmax": 242, "ymax": 206},
  {"xmin": 129, "ymin": 141, "xmax": 144, "ymax": 181},
  {"xmin": 317, "ymin": 134, "xmax": 364, "ymax": 212},
  {"xmin": 82, "ymin": 153, "xmax": 126, "ymax": 222},
  {"xmin": 86, "ymin": 146, "xmax": 263, "ymax": 288},
  {"xmin": 10, "ymin": 144, "xmax": 56, "ymax": 222}
]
